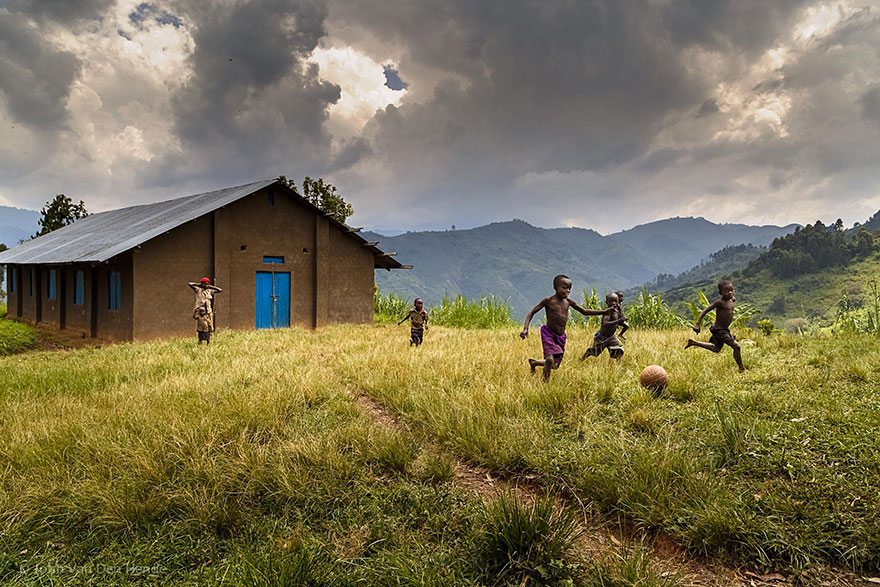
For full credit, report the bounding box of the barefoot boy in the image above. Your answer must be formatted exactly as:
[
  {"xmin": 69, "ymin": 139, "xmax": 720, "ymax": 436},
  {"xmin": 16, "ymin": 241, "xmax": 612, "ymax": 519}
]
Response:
[
  {"xmin": 398, "ymin": 298, "xmax": 429, "ymax": 346},
  {"xmin": 521, "ymin": 275, "xmax": 611, "ymax": 382},
  {"xmin": 194, "ymin": 304, "xmax": 211, "ymax": 345},
  {"xmin": 686, "ymin": 280, "xmax": 745, "ymax": 371},
  {"xmin": 581, "ymin": 292, "xmax": 627, "ymax": 361}
]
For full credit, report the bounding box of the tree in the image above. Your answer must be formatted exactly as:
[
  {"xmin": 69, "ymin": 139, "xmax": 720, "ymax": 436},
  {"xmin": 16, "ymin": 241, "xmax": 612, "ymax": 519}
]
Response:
[
  {"xmin": 277, "ymin": 175, "xmax": 354, "ymax": 224},
  {"xmin": 34, "ymin": 194, "xmax": 88, "ymax": 238}
]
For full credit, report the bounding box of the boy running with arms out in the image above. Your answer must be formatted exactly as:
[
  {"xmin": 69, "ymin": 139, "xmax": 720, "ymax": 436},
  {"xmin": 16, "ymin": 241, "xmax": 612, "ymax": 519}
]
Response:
[
  {"xmin": 399, "ymin": 298, "xmax": 429, "ymax": 346},
  {"xmin": 686, "ymin": 280, "xmax": 745, "ymax": 371},
  {"xmin": 581, "ymin": 292, "xmax": 627, "ymax": 361},
  {"xmin": 521, "ymin": 275, "xmax": 611, "ymax": 382}
]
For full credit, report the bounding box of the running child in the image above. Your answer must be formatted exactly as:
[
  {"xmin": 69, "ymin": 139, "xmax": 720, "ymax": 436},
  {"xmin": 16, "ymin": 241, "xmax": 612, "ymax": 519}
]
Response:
[
  {"xmin": 398, "ymin": 298, "xmax": 429, "ymax": 346},
  {"xmin": 521, "ymin": 275, "xmax": 611, "ymax": 382},
  {"xmin": 581, "ymin": 292, "xmax": 627, "ymax": 361},
  {"xmin": 686, "ymin": 280, "xmax": 745, "ymax": 371}
]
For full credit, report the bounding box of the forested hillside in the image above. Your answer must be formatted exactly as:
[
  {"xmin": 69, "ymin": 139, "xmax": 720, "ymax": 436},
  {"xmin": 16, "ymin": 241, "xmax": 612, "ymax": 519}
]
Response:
[{"xmin": 660, "ymin": 218, "xmax": 880, "ymax": 328}]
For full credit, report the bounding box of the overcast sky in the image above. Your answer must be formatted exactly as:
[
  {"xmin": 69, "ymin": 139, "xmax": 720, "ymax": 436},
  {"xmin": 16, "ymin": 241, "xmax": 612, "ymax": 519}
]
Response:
[{"xmin": 1, "ymin": 0, "xmax": 879, "ymax": 234}]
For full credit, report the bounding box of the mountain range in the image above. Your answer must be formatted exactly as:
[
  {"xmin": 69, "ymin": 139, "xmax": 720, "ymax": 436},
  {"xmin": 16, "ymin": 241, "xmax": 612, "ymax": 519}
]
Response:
[
  {"xmin": 369, "ymin": 217, "xmax": 798, "ymax": 317},
  {"xmin": 0, "ymin": 206, "xmax": 40, "ymax": 246}
]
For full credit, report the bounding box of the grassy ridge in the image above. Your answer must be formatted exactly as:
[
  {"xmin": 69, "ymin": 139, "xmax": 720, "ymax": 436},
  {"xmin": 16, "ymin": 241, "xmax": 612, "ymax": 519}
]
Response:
[{"xmin": 1, "ymin": 325, "xmax": 878, "ymax": 584}]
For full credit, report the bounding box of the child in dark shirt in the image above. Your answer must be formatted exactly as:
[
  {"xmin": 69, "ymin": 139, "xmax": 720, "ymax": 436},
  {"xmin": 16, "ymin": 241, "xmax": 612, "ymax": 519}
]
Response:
[
  {"xmin": 581, "ymin": 292, "xmax": 626, "ymax": 360},
  {"xmin": 398, "ymin": 298, "xmax": 429, "ymax": 346}
]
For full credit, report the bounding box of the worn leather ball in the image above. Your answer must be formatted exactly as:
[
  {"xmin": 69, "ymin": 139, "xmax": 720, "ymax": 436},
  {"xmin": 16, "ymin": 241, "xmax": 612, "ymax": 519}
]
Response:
[{"xmin": 639, "ymin": 365, "xmax": 668, "ymax": 391}]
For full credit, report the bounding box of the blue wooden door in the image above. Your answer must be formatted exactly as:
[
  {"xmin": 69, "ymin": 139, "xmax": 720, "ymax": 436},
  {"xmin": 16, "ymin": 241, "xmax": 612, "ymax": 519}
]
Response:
[{"xmin": 255, "ymin": 271, "xmax": 290, "ymax": 329}]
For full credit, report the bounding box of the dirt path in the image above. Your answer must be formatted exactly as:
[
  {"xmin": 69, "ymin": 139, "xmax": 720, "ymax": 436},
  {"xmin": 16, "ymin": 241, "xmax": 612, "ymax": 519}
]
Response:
[{"xmin": 351, "ymin": 390, "xmax": 870, "ymax": 587}]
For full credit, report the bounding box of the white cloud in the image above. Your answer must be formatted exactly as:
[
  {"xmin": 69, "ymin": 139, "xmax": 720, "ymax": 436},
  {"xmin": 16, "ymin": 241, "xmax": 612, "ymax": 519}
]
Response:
[{"xmin": 309, "ymin": 46, "xmax": 406, "ymax": 138}]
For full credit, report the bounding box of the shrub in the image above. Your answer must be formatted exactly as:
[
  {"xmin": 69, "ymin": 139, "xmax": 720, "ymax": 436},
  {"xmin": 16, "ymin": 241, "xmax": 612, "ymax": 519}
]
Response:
[
  {"xmin": 429, "ymin": 294, "xmax": 516, "ymax": 329},
  {"xmin": 756, "ymin": 318, "xmax": 776, "ymax": 335},
  {"xmin": 374, "ymin": 288, "xmax": 410, "ymax": 324},
  {"xmin": 625, "ymin": 290, "xmax": 687, "ymax": 330},
  {"xmin": 0, "ymin": 318, "xmax": 36, "ymax": 356}
]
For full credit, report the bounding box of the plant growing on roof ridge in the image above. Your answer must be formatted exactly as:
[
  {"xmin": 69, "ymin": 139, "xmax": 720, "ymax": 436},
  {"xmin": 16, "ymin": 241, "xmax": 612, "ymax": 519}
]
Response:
[{"xmin": 277, "ymin": 175, "xmax": 354, "ymax": 224}]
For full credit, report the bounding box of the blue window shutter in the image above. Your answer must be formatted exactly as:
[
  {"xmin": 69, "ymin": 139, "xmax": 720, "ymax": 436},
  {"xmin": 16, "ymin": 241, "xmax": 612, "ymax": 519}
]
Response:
[
  {"xmin": 109, "ymin": 271, "xmax": 121, "ymax": 310},
  {"xmin": 74, "ymin": 271, "xmax": 84, "ymax": 305},
  {"xmin": 48, "ymin": 269, "xmax": 56, "ymax": 300}
]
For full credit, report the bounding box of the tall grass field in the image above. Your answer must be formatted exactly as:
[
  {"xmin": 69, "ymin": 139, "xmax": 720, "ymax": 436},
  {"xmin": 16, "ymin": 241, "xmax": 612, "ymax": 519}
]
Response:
[{"xmin": 1, "ymin": 320, "xmax": 878, "ymax": 585}]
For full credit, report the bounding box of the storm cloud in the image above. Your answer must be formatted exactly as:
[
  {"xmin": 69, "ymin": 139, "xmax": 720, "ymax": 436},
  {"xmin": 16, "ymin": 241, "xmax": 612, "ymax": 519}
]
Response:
[{"xmin": 0, "ymin": 0, "xmax": 878, "ymax": 233}]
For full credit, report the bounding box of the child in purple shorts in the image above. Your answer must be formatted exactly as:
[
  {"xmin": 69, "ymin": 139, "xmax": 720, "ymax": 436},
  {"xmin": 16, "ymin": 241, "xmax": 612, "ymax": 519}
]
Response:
[{"xmin": 521, "ymin": 275, "xmax": 611, "ymax": 382}]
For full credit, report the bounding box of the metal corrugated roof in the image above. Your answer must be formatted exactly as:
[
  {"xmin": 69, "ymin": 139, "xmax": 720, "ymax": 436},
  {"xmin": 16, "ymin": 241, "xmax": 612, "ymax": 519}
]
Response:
[{"xmin": 0, "ymin": 180, "xmax": 406, "ymax": 270}]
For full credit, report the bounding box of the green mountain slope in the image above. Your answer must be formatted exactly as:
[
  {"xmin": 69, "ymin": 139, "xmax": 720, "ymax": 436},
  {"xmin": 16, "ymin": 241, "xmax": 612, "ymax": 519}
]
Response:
[
  {"xmin": 371, "ymin": 220, "xmax": 659, "ymax": 316},
  {"xmin": 371, "ymin": 218, "xmax": 796, "ymax": 317},
  {"xmin": 635, "ymin": 243, "xmax": 767, "ymax": 296}
]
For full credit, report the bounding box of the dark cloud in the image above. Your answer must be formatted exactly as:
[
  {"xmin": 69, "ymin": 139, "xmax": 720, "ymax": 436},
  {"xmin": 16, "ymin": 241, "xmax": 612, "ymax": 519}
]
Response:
[
  {"xmin": 661, "ymin": 0, "xmax": 809, "ymax": 53},
  {"xmin": 159, "ymin": 0, "xmax": 341, "ymax": 185},
  {"xmin": 696, "ymin": 98, "xmax": 720, "ymax": 117},
  {"xmin": 0, "ymin": 11, "xmax": 80, "ymax": 129},
  {"xmin": 0, "ymin": 0, "xmax": 878, "ymax": 234},
  {"xmin": 4, "ymin": 0, "xmax": 115, "ymax": 23},
  {"xmin": 328, "ymin": 137, "xmax": 372, "ymax": 172},
  {"xmin": 334, "ymin": 0, "xmax": 702, "ymax": 193}
]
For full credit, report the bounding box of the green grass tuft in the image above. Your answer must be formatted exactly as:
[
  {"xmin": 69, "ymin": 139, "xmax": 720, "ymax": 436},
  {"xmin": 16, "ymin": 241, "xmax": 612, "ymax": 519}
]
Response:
[
  {"xmin": 478, "ymin": 492, "xmax": 582, "ymax": 583},
  {"xmin": 0, "ymin": 315, "xmax": 36, "ymax": 355}
]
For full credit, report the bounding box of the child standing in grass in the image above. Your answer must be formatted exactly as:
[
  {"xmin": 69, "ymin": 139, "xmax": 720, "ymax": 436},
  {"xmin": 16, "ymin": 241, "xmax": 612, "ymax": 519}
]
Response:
[
  {"xmin": 614, "ymin": 290, "xmax": 629, "ymax": 340},
  {"xmin": 188, "ymin": 277, "xmax": 222, "ymax": 331},
  {"xmin": 581, "ymin": 292, "xmax": 627, "ymax": 361},
  {"xmin": 686, "ymin": 280, "xmax": 744, "ymax": 371},
  {"xmin": 194, "ymin": 304, "xmax": 211, "ymax": 345},
  {"xmin": 399, "ymin": 298, "xmax": 429, "ymax": 346},
  {"xmin": 521, "ymin": 275, "xmax": 611, "ymax": 382}
]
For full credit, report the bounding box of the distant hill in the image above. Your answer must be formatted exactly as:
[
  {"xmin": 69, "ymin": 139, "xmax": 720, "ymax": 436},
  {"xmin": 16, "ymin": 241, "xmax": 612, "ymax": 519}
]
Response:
[
  {"xmin": 0, "ymin": 206, "xmax": 40, "ymax": 246},
  {"xmin": 632, "ymin": 243, "xmax": 767, "ymax": 296},
  {"xmin": 372, "ymin": 217, "xmax": 796, "ymax": 317},
  {"xmin": 610, "ymin": 217, "xmax": 800, "ymax": 274}
]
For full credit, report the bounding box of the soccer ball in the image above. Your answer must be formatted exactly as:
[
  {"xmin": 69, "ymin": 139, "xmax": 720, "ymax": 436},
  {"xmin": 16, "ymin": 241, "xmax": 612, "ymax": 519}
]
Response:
[{"xmin": 639, "ymin": 365, "xmax": 668, "ymax": 391}]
